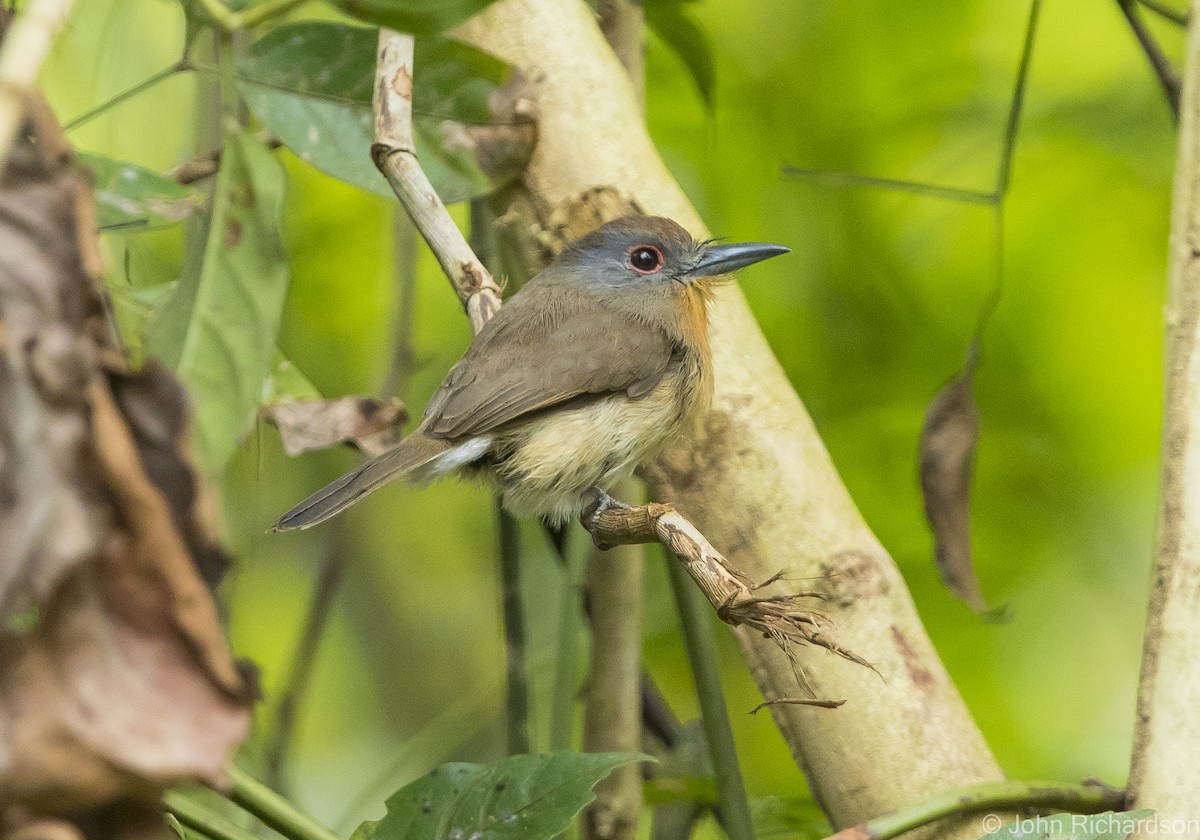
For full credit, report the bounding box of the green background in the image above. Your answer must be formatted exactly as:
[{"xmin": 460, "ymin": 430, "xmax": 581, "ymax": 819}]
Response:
[{"xmin": 42, "ymin": 0, "xmax": 1181, "ymax": 833}]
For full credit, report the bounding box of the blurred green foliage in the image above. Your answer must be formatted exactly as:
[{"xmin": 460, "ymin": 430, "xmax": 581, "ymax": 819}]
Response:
[{"xmin": 42, "ymin": 0, "xmax": 1183, "ymax": 834}]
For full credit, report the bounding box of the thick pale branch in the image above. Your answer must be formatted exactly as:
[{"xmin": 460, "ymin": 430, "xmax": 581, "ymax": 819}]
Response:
[
  {"xmin": 0, "ymin": 0, "xmax": 75, "ymax": 168},
  {"xmin": 458, "ymin": 0, "xmax": 1005, "ymax": 830},
  {"xmin": 1128, "ymin": 7, "xmax": 1200, "ymax": 833},
  {"xmin": 371, "ymin": 30, "xmax": 501, "ymax": 334}
]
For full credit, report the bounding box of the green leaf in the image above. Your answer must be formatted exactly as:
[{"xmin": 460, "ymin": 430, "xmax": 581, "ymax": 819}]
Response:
[
  {"xmin": 644, "ymin": 1, "xmax": 715, "ymax": 109},
  {"xmin": 751, "ymin": 796, "xmax": 831, "ymax": 840},
  {"xmin": 980, "ymin": 810, "xmax": 1154, "ymax": 840},
  {"xmin": 164, "ymin": 814, "xmax": 201, "ymax": 840},
  {"xmin": 352, "ymin": 752, "xmax": 643, "ymax": 840},
  {"xmin": 264, "ymin": 351, "xmax": 322, "ymax": 404},
  {"xmin": 335, "ymin": 0, "xmax": 500, "ymax": 36},
  {"xmin": 412, "ymin": 36, "xmax": 507, "ymax": 124},
  {"xmin": 236, "ymin": 21, "xmax": 506, "ymax": 201},
  {"xmin": 76, "ymin": 152, "xmax": 201, "ymax": 231},
  {"xmin": 148, "ymin": 130, "xmax": 290, "ymax": 473}
]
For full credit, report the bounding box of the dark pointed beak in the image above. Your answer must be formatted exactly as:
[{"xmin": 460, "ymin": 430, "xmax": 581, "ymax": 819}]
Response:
[{"xmin": 686, "ymin": 241, "xmax": 791, "ymax": 280}]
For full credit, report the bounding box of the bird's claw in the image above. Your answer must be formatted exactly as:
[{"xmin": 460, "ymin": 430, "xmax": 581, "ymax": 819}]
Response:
[{"xmin": 582, "ymin": 486, "xmax": 630, "ymax": 550}]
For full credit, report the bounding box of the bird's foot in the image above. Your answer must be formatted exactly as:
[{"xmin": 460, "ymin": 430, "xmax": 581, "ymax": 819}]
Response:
[{"xmin": 582, "ymin": 486, "xmax": 631, "ymax": 550}]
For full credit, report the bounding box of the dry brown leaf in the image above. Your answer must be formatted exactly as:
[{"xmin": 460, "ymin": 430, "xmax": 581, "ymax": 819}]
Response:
[
  {"xmin": 0, "ymin": 105, "xmax": 251, "ymax": 839},
  {"xmin": 919, "ymin": 347, "xmax": 989, "ymax": 613},
  {"xmin": 264, "ymin": 396, "xmax": 408, "ymax": 458}
]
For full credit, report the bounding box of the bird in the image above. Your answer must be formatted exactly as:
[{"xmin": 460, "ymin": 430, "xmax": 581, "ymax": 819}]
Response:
[{"xmin": 274, "ymin": 215, "xmax": 789, "ymax": 532}]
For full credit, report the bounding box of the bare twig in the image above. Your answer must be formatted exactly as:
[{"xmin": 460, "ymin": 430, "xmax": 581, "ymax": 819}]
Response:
[
  {"xmin": 585, "ymin": 502, "xmax": 873, "ymax": 684},
  {"xmin": 820, "ymin": 780, "xmax": 1125, "ymax": 840},
  {"xmin": 1128, "ymin": 9, "xmax": 1200, "ymax": 832},
  {"xmin": 171, "ymin": 131, "xmax": 283, "ymax": 184},
  {"xmin": 1137, "ymin": 0, "xmax": 1188, "ymax": 27},
  {"xmin": 371, "ymin": 30, "xmax": 502, "ymax": 335},
  {"xmin": 0, "ymin": 0, "xmax": 76, "ymax": 168},
  {"xmin": 262, "ymin": 523, "xmax": 351, "ymax": 790},
  {"xmin": 1118, "ymin": 0, "xmax": 1182, "ymax": 118}
]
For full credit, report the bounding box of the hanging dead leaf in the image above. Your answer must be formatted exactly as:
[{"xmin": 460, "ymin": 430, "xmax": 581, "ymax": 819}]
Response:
[
  {"xmin": 0, "ymin": 100, "xmax": 252, "ymax": 839},
  {"xmin": 919, "ymin": 346, "xmax": 989, "ymax": 613},
  {"xmin": 264, "ymin": 396, "xmax": 408, "ymax": 458}
]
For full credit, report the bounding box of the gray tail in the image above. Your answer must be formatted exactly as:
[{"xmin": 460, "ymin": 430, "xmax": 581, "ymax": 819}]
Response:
[{"xmin": 273, "ymin": 432, "xmax": 456, "ymax": 531}]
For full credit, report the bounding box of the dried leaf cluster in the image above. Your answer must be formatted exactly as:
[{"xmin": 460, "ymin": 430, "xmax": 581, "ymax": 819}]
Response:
[{"xmin": 0, "ymin": 109, "xmax": 252, "ymax": 840}]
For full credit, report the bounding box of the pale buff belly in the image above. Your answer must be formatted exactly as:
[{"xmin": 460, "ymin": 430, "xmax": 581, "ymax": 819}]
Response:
[{"xmin": 486, "ymin": 367, "xmax": 706, "ymax": 524}]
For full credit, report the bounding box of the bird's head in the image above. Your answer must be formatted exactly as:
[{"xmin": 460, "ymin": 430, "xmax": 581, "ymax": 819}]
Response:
[{"xmin": 557, "ymin": 215, "xmax": 790, "ymax": 292}]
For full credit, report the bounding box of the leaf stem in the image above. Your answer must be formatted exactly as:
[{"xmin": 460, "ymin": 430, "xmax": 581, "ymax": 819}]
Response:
[
  {"xmin": 164, "ymin": 792, "xmax": 261, "ymax": 840},
  {"xmin": 64, "ymin": 61, "xmax": 188, "ymax": 130},
  {"xmin": 666, "ymin": 558, "xmax": 756, "ymax": 840},
  {"xmin": 821, "ymin": 780, "xmax": 1125, "ymax": 840},
  {"xmin": 223, "ymin": 765, "xmax": 344, "ymax": 840},
  {"xmin": 263, "ymin": 522, "xmax": 351, "ymax": 788}
]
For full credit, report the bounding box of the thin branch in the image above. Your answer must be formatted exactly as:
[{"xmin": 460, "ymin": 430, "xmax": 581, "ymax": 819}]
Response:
[
  {"xmin": 497, "ymin": 500, "xmax": 531, "ymax": 755},
  {"xmin": 261, "ymin": 522, "xmax": 351, "ymax": 790},
  {"xmin": 0, "ymin": 0, "xmax": 76, "ymax": 167},
  {"xmin": 783, "ymin": 0, "xmax": 1042, "ymax": 203},
  {"xmin": 666, "ymin": 559, "xmax": 755, "ymax": 840},
  {"xmin": 821, "ymin": 780, "xmax": 1125, "ymax": 840},
  {"xmin": 64, "ymin": 60, "xmax": 189, "ymax": 130},
  {"xmin": 222, "ymin": 765, "xmax": 342, "ymax": 840},
  {"xmin": 171, "ymin": 131, "xmax": 283, "ymax": 184},
  {"xmin": 1117, "ymin": 0, "xmax": 1181, "ymax": 119},
  {"xmin": 995, "ymin": 0, "xmax": 1042, "ymax": 194},
  {"xmin": 585, "ymin": 502, "xmax": 872, "ymax": 683},
  {"xmin": 1136, "ymin": 0, "xmax": 1188, "ymax": 26},
  {"xmin": 549, "ymin": 534, "xmax": 587, "ymax": 751},
  {"xmin": 371, "ymin": 30, "xmax": 502, "ymax": 334},
  {"xmin": 779, "ymin": 166, "xmax": 995, "ymax": 204}
]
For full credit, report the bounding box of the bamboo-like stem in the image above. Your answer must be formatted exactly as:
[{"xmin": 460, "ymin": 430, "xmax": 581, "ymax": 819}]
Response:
[
  {"xmin": 497, "ymin": 501, "xmax": 532, "ymax": 754},
  {"xmin": 550, "ymin": 538, "xmax": 587, "ymax": 751},
  {"xmin": 223, "ymin": 765, "xmax": 342, "ymax": 840},
  {"xmin": 372, "ymin": 30, "xmax": 502, "ymax": 334},
  {"xmin": 822, "ymin": 780, "xmax": 1125, "ymax": 840},
  {"xmin": 165, "ymin": 793, "xmax": 262, "ymax": 840},
  {"xmin": 583, "ymin": 489, "xmax": 645, "ymax": 840},
  {"xmin": 1128, "ymin": 8, "xmax": 1200, "ymax": 833},
  {"xmin": 0, "ymin": 0, "xmax": 76, "ymax": 168},
  {"xmin": 667, "ymin": 560, "xmax": 755, "ymax": 840}
]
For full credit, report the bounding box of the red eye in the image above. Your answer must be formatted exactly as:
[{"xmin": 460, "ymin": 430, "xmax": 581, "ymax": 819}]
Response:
[{"xmin": 628, "ymin": 245, "xmax": 664, "ymax": 274}]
